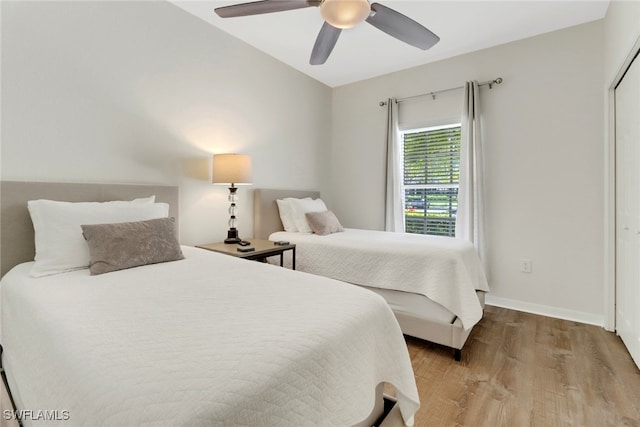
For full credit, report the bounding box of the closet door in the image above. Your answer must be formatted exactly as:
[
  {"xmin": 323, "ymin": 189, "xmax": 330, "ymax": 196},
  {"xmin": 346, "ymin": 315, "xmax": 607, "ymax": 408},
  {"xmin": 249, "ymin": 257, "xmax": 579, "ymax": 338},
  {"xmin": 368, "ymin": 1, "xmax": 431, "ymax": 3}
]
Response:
[{"xmin": 615, "ymin": 53, "xmax": 640, "ymax": 368}]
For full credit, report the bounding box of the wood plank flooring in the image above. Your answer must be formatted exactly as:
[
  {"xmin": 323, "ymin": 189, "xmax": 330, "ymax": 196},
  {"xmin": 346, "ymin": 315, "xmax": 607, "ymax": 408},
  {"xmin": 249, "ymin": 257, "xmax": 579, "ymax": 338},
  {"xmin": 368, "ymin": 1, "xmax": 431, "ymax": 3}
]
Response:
[{"xmin": 399, "ymin": 305, "xmax": 640, "ymax": 427}]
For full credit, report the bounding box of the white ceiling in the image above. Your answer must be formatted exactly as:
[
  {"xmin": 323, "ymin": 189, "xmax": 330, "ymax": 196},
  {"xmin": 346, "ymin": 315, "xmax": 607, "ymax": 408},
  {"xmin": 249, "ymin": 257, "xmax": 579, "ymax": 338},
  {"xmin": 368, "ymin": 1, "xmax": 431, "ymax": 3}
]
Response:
[{"xmin": 172, "ymin": 1, "xmax": 610, "ymax": 87}]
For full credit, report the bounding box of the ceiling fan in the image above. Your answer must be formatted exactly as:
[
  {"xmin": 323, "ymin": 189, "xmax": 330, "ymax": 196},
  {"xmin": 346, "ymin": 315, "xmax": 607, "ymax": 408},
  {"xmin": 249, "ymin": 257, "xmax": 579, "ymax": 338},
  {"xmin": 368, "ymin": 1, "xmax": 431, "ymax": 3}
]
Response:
[{"xmin": 214, "ymin": 0, "xmax": 440, "ymax": 65}]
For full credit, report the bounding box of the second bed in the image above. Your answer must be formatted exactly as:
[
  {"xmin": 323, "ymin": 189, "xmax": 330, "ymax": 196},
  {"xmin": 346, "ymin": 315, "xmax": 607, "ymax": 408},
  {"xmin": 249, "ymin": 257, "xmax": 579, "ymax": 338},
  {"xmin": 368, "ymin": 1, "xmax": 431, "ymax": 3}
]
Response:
[{"xmin": 254, "ymin": 189, "xmax": 490, "ymax": 360}]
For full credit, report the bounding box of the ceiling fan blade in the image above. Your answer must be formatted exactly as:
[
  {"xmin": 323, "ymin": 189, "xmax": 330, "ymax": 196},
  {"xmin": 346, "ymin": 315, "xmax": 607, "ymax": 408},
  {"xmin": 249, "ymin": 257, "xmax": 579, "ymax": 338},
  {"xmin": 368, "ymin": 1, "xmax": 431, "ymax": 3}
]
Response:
[
  {"xmin": 310, "ymin": 22, "xmax": 341, "ymax": 65},
  {"xmin": 215, "ymin": 1, "xmax": 319, "ymax": 18},
  {"xmin": 366, "ymin": 3, "xmax": 439, "ymax": 50}
]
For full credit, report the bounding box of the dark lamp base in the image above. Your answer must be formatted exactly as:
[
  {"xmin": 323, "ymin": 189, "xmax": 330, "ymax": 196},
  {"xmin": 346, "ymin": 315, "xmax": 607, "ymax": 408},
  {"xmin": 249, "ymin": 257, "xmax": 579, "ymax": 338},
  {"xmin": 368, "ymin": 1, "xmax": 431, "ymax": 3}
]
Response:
[{"xmin": 224, "ymin": 228, "xmax": 240, "ymax": 244}]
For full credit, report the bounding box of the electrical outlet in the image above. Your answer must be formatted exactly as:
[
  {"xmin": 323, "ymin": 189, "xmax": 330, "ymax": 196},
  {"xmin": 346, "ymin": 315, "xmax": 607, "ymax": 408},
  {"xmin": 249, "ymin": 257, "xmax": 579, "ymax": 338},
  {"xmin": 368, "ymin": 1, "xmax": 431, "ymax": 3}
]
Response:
[{"xmin": 520, "ymin": 258, "xmax": 532, "ymax": 273}]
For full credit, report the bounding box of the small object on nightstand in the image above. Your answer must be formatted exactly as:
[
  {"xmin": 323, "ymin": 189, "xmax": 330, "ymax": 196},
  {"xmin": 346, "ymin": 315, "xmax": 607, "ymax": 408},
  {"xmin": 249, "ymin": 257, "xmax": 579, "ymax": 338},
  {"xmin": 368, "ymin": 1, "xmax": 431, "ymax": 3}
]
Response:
[
  {"xmin": 237, "ymin": 246, "xmax": 255, "ymax": 252},
  {"xmin": 274, "ymin": 241, "xmax": 290, "ymax": 246},
  {"xmin": 238, "ymin": 240, "xmax": 251, "ymax": 246}
]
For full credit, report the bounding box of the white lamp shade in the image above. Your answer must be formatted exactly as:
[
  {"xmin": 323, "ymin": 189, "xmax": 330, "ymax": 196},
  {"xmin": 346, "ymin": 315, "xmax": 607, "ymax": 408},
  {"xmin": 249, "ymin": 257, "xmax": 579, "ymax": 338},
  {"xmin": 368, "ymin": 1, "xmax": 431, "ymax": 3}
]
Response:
[
  {"xmin": 212, "ymin": 154, "xmax": 252, "ymax": 185},
  {"xmin": 320, "ymin": 0, "xmax": 371, "ymax": 29}
]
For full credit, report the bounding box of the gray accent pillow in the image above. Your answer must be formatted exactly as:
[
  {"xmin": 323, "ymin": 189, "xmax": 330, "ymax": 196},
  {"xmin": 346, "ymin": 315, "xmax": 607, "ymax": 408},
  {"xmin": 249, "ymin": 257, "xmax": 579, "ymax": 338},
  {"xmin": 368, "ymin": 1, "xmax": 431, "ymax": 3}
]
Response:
[
  {"xmin": 305, "ymin": 210, "xmax": 344, "ymax": 236},
  {"xmin": 81, "ymin": 217, "xmax": 184, "ymax": 275}
]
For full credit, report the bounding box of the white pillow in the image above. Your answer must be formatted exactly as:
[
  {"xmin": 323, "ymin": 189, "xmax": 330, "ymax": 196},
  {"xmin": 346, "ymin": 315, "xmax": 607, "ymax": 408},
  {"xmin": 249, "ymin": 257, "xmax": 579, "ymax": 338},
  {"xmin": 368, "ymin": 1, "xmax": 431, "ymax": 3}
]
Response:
[
  {"xmin": 276, "ymin": 197, "xmax": 313, "ymax": 232},
  {"xmin": 289, "ymin": 198, "xmax": 328, "ymax": 233},
  {"xmin": 132, "ymin": 196, "xmax": 156, "ymax": 204},
  {"xmin": 28, "ymin": 198, "xmax": 169, "ymax": 277},
  {"xmin": 276, "ymin": 199, "xmax": 299, "ymax": 232}
]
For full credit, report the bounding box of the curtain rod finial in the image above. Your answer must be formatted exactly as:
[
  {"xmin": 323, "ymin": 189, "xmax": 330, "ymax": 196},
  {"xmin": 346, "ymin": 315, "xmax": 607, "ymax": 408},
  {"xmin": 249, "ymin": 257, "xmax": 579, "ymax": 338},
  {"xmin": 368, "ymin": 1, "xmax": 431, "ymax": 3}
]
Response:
[
  {"xmin": 489, "ymin": 77, "xmax": 503, "ymax": 88},
  {"xmin": 379, "ymin": 101, "xmax": 387, "ymax": 107}
]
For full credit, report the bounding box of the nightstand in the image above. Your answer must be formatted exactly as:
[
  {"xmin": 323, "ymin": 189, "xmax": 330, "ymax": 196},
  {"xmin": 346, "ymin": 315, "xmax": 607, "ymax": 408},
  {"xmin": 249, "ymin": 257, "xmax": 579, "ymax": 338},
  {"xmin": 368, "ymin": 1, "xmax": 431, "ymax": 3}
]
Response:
[{"xmin": 196, "ymin": 239, "xmax": 296, "ymax": 270}]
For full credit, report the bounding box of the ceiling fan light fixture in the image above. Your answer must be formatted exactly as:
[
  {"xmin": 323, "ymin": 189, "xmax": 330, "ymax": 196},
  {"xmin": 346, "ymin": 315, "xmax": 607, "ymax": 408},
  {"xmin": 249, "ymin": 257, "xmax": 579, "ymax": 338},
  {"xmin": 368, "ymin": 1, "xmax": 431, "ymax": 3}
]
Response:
[{"xmin": 320, "ymin": 0, "xmax": 371, "ymax": 29}]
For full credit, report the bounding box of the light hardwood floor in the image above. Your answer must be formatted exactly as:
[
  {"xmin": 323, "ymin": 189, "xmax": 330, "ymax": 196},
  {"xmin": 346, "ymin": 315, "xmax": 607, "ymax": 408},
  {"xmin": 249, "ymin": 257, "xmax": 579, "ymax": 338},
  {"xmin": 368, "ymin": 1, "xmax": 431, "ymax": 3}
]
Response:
[{"xmin": 401, "ymin": 305, "xmax": 640, "ymax": 427}]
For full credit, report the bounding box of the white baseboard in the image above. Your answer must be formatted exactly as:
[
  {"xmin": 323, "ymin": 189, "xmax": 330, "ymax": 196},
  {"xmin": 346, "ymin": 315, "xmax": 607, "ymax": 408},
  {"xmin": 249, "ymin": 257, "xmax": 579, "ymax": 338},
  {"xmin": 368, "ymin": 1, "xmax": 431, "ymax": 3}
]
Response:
[{"xmin": 485, "ymin": 295, "xmax": 605, "ymax": 327}]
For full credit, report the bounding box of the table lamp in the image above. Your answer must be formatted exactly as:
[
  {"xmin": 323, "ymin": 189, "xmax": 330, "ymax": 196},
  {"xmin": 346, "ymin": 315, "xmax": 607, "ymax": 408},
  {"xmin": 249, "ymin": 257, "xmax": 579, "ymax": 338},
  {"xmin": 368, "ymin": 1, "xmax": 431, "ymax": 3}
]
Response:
[{"xmin": 212, "ymin": 153, "xmax": 252, "ymax": 243}]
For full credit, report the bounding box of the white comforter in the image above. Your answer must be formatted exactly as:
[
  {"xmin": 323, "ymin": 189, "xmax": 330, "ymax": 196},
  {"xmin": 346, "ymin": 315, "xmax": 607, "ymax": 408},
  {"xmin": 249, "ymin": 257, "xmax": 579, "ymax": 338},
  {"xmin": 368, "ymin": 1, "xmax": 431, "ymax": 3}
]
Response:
[
  {"xmin": 1, "ymin": 246, "xmax": 419, "ymax": 427},
  {"xmin": 270, "ymin": 229, "xmax": 490, "ymax": 330}
]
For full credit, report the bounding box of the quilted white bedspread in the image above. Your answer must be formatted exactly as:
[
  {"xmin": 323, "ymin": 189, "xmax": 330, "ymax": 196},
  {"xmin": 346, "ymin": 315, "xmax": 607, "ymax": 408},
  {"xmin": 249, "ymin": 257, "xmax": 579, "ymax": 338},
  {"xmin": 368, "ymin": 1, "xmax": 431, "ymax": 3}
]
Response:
[
  {"xmin": 270, "ymin": 229, "xmax": 490, "ymax": 330},
  {"xmin": 1, "ymin": 246, "xmax": 419, "ymax": 427}
]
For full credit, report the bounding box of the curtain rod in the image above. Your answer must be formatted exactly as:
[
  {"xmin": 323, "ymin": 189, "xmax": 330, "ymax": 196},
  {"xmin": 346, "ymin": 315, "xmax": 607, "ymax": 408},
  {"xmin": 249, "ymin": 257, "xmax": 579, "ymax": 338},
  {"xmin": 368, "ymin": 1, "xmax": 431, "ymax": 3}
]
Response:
[{"xmin": 378, "ymin": 77, "xmax": 503, "ymax": 106}]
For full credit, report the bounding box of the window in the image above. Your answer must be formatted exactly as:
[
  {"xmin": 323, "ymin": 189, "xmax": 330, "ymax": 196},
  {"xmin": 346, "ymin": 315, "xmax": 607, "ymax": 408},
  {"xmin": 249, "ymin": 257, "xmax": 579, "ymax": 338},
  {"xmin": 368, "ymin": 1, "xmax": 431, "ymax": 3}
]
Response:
[{"xmin": 402, "ymin": 124, "xmax": 461, "ymax": 237}]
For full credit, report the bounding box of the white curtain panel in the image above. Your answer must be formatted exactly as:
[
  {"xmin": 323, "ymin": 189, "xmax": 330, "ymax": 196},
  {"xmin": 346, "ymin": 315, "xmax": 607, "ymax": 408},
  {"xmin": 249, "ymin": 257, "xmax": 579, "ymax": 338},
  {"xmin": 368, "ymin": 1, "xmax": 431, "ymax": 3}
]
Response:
[
  {"xmin": 384, "ymin": 98, "xmax": 405, "ymax": 232},
  {"xmin": 456, "ymin": 81, "xmax": 488, "ymax": 273}
]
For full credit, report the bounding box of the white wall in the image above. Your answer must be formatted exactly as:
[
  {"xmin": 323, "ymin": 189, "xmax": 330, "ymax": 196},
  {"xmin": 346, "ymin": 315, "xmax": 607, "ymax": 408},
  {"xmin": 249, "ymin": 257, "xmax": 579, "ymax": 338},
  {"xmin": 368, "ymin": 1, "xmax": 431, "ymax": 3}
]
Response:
[
  {"xmin": 0, "ymin": 0, "xmax": 331, "ymax": 245},
  {"xmin": 327, "ymin": 22, "xmax": 605, "ymax": 324}
]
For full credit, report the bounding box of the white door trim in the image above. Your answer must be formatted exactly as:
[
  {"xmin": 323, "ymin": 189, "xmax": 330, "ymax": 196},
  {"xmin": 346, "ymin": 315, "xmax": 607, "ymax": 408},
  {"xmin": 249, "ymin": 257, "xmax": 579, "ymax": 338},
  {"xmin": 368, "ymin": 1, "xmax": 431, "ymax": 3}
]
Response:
[{"xmin": 606, "ymin": 35, "xmax": 640, "ymax": 332}]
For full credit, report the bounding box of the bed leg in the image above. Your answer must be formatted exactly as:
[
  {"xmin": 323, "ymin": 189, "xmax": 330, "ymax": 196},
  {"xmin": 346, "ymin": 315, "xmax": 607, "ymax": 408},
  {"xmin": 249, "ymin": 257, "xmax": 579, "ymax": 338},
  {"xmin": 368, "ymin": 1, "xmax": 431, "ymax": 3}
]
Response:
[
  {"xmin": 454, "ymin": 348, "xmax": 461, "ymax": 362},
  {"xmin": 1, "ymin": 344, "xmax": 20, "ymax": 421}
]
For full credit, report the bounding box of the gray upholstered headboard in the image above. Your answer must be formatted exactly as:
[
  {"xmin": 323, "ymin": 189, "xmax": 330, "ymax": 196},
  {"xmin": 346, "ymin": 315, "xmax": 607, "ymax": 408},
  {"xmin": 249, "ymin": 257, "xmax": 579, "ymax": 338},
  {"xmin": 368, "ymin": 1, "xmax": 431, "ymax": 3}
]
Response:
[
  {"xmin": 253, "ymin": 189, "xmax": 320, "ymax": 239},
  {"xmin": 0, "ymin": 181, "xmax": 180, "ymax": 277}
]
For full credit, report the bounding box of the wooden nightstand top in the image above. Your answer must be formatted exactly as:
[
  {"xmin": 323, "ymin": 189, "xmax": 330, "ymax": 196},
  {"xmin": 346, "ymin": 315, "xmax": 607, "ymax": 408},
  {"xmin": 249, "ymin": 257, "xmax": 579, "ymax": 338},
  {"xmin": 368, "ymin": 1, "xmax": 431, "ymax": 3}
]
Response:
[{"xmin": 196, "ymin": 239, "xmax": 295, "ymax": 259}]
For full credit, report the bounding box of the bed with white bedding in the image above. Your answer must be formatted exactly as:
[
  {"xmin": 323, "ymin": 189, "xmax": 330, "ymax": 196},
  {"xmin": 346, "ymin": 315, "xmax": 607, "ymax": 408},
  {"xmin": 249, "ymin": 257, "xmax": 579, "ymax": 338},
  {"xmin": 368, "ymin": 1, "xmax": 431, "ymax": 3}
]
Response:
[
  {"xmin": 254, "ymin": 189, "xmax": 490, "ymax": 360},
  {"xmin": 0, "ymin": 181, "xmax": 420, "ymax": 427}
]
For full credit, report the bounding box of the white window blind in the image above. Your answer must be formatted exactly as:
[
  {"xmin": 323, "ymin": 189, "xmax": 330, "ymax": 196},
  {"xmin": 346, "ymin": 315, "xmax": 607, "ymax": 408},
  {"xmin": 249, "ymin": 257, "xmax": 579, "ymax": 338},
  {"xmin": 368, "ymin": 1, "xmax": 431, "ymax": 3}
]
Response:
[{"xmin": 402, "ymin": 124, "xmax": 461, "ymax": 237}]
